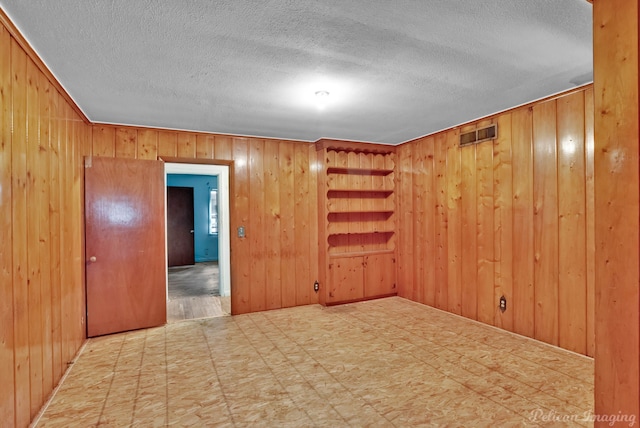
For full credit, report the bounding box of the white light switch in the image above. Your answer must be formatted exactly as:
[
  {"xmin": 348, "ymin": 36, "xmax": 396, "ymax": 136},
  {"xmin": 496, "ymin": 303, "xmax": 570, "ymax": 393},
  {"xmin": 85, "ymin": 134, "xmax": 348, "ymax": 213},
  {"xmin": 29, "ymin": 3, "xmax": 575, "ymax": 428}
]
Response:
[{"xmin": 237, "ymin": 226, "xmax": 245, "ymax": 238}]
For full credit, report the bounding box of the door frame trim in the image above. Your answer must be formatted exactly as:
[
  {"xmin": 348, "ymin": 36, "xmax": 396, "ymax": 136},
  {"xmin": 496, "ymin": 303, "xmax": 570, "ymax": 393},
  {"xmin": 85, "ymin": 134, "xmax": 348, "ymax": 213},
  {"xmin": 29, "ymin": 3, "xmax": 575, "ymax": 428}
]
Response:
[{"xmin": 162, "ymin": 159, "xmax": 233, "ymax": 305}]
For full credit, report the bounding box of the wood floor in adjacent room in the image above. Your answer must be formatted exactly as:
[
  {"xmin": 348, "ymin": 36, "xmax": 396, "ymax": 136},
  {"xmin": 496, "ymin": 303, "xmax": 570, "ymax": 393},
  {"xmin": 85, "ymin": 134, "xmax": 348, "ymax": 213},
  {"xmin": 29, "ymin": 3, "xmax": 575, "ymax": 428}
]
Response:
[
  {"xmin": 34, "ymin": 297, "xmax": 594, "ymax": 427},
  {"xmin": 167, "ymin": 262, "xmax": 230, "ymax": 322}
]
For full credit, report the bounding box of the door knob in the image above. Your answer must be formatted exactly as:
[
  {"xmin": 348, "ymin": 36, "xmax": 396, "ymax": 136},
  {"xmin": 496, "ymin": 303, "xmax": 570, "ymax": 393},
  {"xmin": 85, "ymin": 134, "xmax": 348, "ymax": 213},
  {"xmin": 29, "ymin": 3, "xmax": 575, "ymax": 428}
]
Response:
[
  {"xmin": 89, "ymin": 256, "xmax": 97, "ymax": 263},
  {"xmin": 190, "ymin": 230, "xmax": 194, "ymax": 234}
]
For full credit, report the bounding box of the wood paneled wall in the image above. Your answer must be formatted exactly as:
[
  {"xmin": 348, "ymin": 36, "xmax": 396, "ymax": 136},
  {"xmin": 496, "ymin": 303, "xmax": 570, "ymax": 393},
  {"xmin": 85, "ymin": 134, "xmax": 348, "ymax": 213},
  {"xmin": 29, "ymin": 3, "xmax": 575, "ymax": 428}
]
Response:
[
  {"xmin": 397, "ymin": 86, "xmax": 595, "ymax": 356},
  {"xmin": 593, "ymin": 0, "xmax": 640, "ymax": 419},
  {"xmin": 0, "ymin": 21, "xmax": 89, "ymax": 428},
  {"xmin": 89, "ymin": 125, "xmax": 319, "ymax": 315}
]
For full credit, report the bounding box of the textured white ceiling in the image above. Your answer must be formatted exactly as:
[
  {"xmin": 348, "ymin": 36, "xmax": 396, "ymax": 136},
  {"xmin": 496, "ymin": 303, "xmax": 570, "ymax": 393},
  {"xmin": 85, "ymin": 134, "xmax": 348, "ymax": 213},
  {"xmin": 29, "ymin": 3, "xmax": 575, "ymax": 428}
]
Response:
[{"xmin": 0, "ymin": 0, "xmax": 592, "ymax": 145}]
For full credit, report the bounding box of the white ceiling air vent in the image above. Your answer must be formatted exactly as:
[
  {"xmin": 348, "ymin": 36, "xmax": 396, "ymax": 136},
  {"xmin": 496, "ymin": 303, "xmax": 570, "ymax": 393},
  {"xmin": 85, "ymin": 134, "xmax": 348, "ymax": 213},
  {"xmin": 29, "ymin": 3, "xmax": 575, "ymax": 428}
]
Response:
[{"xmin": 459, "ymin": 124, "xmax": 497, "ymax": 146}]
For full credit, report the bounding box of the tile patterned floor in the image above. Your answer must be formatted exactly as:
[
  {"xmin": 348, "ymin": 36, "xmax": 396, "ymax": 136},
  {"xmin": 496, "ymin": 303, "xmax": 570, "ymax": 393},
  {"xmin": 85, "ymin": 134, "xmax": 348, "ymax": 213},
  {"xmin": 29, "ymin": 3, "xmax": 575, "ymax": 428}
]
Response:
[{"xmin": 35, "ymin": 297, "xmax": 594, "ymax": 427}]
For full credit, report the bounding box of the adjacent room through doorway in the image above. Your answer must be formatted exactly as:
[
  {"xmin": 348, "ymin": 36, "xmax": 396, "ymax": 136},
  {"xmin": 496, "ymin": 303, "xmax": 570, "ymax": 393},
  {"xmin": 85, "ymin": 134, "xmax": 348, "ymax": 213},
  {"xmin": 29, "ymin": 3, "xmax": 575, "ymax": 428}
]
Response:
[{"xmin": 164, "ymin": 163, "xmax": 232, "ymax": 322}]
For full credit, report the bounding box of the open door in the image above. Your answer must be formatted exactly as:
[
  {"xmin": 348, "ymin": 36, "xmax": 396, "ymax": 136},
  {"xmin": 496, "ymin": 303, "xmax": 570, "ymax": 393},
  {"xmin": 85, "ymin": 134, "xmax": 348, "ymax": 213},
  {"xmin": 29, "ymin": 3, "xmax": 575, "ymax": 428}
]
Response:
[
  {"xmin": 85, "ymin": 157, "xmax": 166, "ymax": 337},
  {"xmin": 166, "ymin": 186, "xmax": 195, "ymax": 267}
]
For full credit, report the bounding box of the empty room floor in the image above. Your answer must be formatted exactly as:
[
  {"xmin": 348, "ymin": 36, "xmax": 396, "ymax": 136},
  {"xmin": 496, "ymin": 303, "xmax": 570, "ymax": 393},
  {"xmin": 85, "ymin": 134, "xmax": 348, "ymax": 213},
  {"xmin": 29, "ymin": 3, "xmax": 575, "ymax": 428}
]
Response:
[
  {"xmin": 167, "ymin": 262, "xmax": 230, "ymax": 321},
  {"xmin": 34, "ymin": 297, "xmax": 593, "ymax": 427}
]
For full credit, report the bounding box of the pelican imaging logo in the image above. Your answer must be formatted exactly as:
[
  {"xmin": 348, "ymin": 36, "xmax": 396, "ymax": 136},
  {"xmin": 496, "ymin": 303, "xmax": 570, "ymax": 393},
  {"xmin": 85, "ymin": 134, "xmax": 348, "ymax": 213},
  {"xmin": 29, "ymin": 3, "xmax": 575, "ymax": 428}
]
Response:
[{"xmin": 529, "ymin": 409, "xmax": 636, "ymax": 426}]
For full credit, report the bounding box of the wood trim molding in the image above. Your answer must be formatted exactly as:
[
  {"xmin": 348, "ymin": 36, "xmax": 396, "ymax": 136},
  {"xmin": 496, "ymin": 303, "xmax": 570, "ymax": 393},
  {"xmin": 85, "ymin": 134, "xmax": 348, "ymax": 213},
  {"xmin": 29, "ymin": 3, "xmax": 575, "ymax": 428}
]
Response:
[{"xmin": 0, "ymin": 6, "xmax": 90, "ymax": 123}]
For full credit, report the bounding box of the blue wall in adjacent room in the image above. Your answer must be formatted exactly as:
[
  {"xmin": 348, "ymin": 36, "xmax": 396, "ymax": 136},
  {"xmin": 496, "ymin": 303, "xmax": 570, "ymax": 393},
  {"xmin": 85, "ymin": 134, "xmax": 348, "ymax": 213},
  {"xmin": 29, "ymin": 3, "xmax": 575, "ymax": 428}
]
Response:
[{"xmin": 167, "ymin": 174, "xmax": 218, "ymax": 262}]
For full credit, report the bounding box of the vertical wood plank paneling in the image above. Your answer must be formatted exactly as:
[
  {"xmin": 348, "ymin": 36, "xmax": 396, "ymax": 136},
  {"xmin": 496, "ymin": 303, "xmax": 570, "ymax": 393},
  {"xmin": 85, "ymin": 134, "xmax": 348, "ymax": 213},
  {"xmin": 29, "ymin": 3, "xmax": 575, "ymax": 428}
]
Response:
[
  {"xmin": 11, "ymin": 37, "xmax": 31, "ymax": 428},
  {"xmin": 231, "ymin": 138, "xmax": 250, "ymax": 314},
  {"xmin": 21, "ymin": 36, "xmax": 44, "ymax": 427},
  {"xmin": 157, "ymin": 131, "xmax": 177, "ymax": 158},
  {"xmin": 593, "ymin": 0, "xmax": 640, "ymax": 417},
  {"xmin": 511, "ymin": 107, "xmax": 535, "ymax": 338},
  {"xmin": 557, "ymin": 91, "xmax": 587, "ymax": 355},
  {"xmin": 91, "ymin": 125, "xmax": 115, "ymax": 157},
  {"xmin": 38, "ymin": 74, "xmax": 53, "ymax": 398},
  {"xmin": 137, "ymin": 129, "xmax": 158, "ymax": 160},
  {"xmin": 177, "ymin": 133, "xmax": 196, "ymax": 158},
  {"xmin": 423, "ymin": 138, "xmax": 436, "ymax": 307},
  {"xmin": 3, "ymin": 19, "xmax": 89, "ymax": 426},
  {"xmin": 584, "ymin": 87, "xmax": 595, "ymax": 358},
  {"xmin": 460, "ymin": 142, "xmax": 477, "ymax": 320},
  {"xmin": 446, "ymin": 130, "xmax": 462, "ymax": 315},
  {"xmin": 307, "ymin": 144, "xmax": 319, "ymax": 304},
  {"xmin": 434, "ymin": 134, "xmax": 448, "ymax": 310},
  {"xmin": 249, "ymin": 139, "xmax": 266, "ymax": 312},
  {"xmin": 0, "ymin": 25, "xmax": 15, "ymax": 426},
  {"xmin": 532, "ymin": 100, "xmax": 559, "ymax": 346},
  {"xmin": 493, "ymin": 113, "xmax": 513, "ymax": 330},
  {"xmin": 115, "ymin": 127, "xmax": 137, "ymax": 158},
  {"xmin": 213, "ymin": 135, "xmax": 232, "ymax": 160},
  {"xmin": 396, "ymin": 144, "xmax": 413, "ymax": 298},
  {"xmin": 412, "ymin": 141, "xmax": 426, "ymax": 303},
  {"xmin": 279, "ymin": 142, "xmax": 296, "ymax": 308},
  {"xmin": 196, "ymin": 134, "xmax": 215, "ymax": 159},
  {"xmin": 264, "ymin": 141, "xmax": 281, "ymax": 309},
  {"xmin": 49, "ymin": 90, "xmax": 62, "ymax": 386},
  {"xmin": 294, "ymin": 143, "xmax": 312, "ymax": 305},
  {"xmin": 476, "ymin": 130, "xmax": 495, "ymax": 325}
]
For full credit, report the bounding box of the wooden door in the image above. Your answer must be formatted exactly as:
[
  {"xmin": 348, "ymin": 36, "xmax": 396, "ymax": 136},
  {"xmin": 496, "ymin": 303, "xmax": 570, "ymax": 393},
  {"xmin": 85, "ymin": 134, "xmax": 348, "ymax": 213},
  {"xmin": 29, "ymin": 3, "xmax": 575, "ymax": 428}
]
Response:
[
  {"xmin": 167, "ymin": 186, "xmax": 195, "ymax": 267},
  {"xmin": 327, "ymin": 256, "xmax": 364, "ymax": 304},
  {"xmin": 85, "ymin": 157, "xmax": 166, "ymax": 337}
]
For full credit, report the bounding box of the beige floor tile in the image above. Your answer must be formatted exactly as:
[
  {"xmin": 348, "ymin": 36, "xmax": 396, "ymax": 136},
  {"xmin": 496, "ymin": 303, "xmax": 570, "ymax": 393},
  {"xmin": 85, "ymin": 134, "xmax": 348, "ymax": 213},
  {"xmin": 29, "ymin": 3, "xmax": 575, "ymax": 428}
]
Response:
[{"xmin": 35, "ymin": 297, "xmax": 593, "ymax": 427}]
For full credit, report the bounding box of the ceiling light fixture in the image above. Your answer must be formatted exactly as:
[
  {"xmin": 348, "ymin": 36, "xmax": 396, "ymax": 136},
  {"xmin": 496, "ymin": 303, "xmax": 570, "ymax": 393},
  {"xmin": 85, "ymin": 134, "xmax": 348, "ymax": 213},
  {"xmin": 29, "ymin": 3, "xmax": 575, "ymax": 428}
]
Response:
[{"xmin": 315, "ymin": 90, "xmax": 330, "ymax": 110}]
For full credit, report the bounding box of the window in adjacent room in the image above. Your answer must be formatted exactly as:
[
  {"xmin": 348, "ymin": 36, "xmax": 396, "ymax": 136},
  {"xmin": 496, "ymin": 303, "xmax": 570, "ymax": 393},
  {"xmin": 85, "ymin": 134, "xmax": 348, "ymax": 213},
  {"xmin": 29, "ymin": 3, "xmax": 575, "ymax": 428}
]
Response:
[{"xmin": 209, "ymin": 189, "xmax": 218, "ymax": 235}]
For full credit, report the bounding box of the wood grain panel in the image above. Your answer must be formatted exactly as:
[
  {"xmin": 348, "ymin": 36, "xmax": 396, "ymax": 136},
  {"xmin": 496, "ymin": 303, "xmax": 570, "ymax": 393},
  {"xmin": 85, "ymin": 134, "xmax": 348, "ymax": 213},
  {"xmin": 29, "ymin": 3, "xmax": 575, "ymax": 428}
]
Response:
[
  {"xmin": 460, "ymin": 143, "xmax": 477, "ymax": 320},
  {"xmin": 26, "ymin": 61, "xmax": 44, "ymax": 419},
  {"xmin": 231, "ymin": 138, "xmax": 250, "ymax": 313},
  {"xmin": 434, "ymin": 134, "xmax": 448, "ymax": 310},
  {"xmin": 213, "ymin": 135, "xmax": 232, "ymax": 160},
  {"xmin": 115, "ymin": 127, "xmax": 137, "ymax": 158},
  {"xmin": 584, "ymin": 87, "xmax": 595, "ymax": 358},
  {"xmin": 2, "ymin": 16, "xmax": 90, "ymax": 426},
  {"xmin": 511, "ymin": 107, "xmax": 535, "ymax": 338},
  {"xmin": 177, "ymin": 133, "xmax": 196, "ymax": 158},
  {"xmin": 593, "ymin": 0, "xmax": 640, "ymax": 418},
  {"xmin": 279, "ymin": 142, "xmax": 296, "ymax": 308},
  {"xmin": 423, "ymin": 138, "xmax": 436, "ymax": 307},
  {"xmin": 137, "ymin": 129, "xmax": 158, "ymax": 160},
  {"xmin": 0, "ymin": 25, "xmax": 15, "ymax": 426},
  {"xmin": 11, "ymin": 38, "xmax": 31, "ymax": 428},
  {"xmin": 396, "ymin": 144, "xmax": 413, "ymax": 299},
  {"xmin": 446, "ymin": 129, "xmax": 462, "ymax": 315},
  {"xmin": 475, "ymin": 130, "xmax": 495, "ymax": 326},
  {"xmin": 92, "ymin": 125, "xmax": 115, "ymax": 157},
  {"xmin": 249, "ymin": 139, "xmax": 266, "ymax": 312},
  {"xmin": 264, "ymin": 141, "xmax": 281, "ymax": 309},
  {"xmin": 48, "ymin": 89, "xmax": 63, "ymax": 387},
  {"xmin": 196, "ymin": 134, "xmax": 215, "ymax": 159},
  {"xmin": 412, "ymin": 141, "xmax": 426, "ymax": 303},
  {"xmin": 158, "ymin": 131, "xmax": 177, "ymax": 158},
  {"xmin": 533, "ymin": 100, "xmax": 559, "ymax": 346},
  {"xmin": 493, "ymin": 113, "xmax": 513, "ymax": 330},
  {"xmin": 557, "ymin": 91, "xmax": 586, "ymax": 355},
  {"xmin": 294, "ymin": 143, "xmax": 312, "ymax": 305},
  {"xmin": 38, "ymin": 75, "xmax": 53, "ymax": 398},
  {"xmin": 307, "ymin": 144, "xmax": 319, "ymax": 305}
]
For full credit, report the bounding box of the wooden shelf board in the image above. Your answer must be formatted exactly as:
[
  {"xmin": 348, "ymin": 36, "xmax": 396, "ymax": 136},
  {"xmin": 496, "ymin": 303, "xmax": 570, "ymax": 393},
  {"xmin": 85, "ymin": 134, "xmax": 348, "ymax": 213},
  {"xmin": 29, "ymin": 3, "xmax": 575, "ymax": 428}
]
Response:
[
  {"xmin": 328, "ymin": 249, "xmax": 395, "ymax": 258},
  {"xmin": 328, "ymin": 210, "xmax": 394, "ymax": 215},
  {"xmin": 326, "ymin": 167, "xmax": 393, "ymax": 176},
  {"xmin": 327, "ymin": 188, "xmax": 393, "ymax": 195},
  {"xmin": 328, "ymin": 231, "xmax": 394, "ymax": 237}
]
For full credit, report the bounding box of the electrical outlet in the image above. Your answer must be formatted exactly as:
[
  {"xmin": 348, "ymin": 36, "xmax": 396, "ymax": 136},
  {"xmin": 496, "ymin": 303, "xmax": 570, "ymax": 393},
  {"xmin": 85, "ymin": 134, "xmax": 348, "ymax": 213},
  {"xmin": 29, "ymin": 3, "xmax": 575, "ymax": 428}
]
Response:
[
  {"xmin": 499, "ymin": 296, "xmax": 507, "ymax": 313},
  {"xmin": 313, "ymin": 281, "xmax": 319, "ymax": 293}
]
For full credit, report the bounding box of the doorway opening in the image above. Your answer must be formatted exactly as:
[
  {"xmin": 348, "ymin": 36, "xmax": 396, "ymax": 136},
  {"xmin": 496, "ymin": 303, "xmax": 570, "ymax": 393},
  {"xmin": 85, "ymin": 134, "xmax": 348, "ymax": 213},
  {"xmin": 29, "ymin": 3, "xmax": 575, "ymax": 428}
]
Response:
[{"xmin": 164, "ymin": 163, "xmax": 231, "ymax": 322}]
